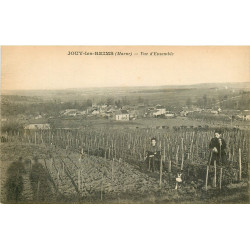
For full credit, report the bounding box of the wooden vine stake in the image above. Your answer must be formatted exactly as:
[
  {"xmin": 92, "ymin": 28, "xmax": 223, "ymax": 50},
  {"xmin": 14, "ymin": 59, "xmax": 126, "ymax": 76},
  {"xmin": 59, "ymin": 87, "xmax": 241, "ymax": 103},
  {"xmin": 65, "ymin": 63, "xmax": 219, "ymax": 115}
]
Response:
[
  {"xmin": 219, "ymin": 168, "xmax": 222, "ymax": 190},
  {"xmin": 181, "ymin": 138, "xmax": 184, "ymax": 170},
  {"xmin": 205, "ymin": 165, "xmax": 209, "ymax": 191},
  {"xmin": 214, "ymin": 160, "xmax": 217, "ymax": 188},
  {"xmin": 50, "ymin": 158, "xmax": 53, "ymax": 173},
  {"xmin": 176, "ymin": 145, "xmax": 179, "ymax": 167},
  {"xmin": 101, "ymin": 174, "xmax": 104, "ymax": 201},
  {"xmin": 159, "ymin": 155, "xmax": 163, "ymax": 188},
  {"xmin": 37, "ymin": 181, "xmax": 40, "ymax": 200},
  {"xmin": 163, "ymin": 142, "xmax": 166, "ymax": 162},
  {"xmin": 57, "ymin": 171, "xmax": 60, "ymax": 187},
  {"xmin": 239, "ymin": 148, "xmax": 242, "ymax": 181},
  {"xmin": 78, "ymin": 170, "xmax": 81, "ymax": 192},
  {"xmin": 111, "ymin": 158, "xmax": 114, "ymax": 182}
]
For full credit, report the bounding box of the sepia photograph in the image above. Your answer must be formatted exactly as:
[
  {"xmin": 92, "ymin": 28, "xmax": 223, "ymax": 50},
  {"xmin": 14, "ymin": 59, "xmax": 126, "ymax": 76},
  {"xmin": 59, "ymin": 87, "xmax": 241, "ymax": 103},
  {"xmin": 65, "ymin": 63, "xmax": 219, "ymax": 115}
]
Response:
[{"xmin": 1, "ymin": 46, "xmax": 249, "ymax": 204}]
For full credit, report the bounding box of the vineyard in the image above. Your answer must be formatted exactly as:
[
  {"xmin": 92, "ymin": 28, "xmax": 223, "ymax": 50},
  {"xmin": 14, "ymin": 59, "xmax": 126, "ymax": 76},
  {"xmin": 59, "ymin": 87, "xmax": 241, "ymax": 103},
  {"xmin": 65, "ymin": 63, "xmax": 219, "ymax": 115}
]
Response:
[{"xmin": 1, "ymin": 127, "xmax": 249, "ymax": 203}]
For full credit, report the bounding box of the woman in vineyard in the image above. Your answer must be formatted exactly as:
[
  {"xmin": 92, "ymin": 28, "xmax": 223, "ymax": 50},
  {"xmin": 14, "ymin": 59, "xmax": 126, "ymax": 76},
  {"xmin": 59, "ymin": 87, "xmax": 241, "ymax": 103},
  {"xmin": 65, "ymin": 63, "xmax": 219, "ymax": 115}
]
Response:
[
  {"xmin": 145, "ymin": 137, "xmax": 161, "ymax": 172},
  {"xmin": 208, "ymin": 130, "xmax": 227, "ymax": 166},
  {"xmin": 207, "ymin": 130, "xmax": 228, "ymax": 188}
]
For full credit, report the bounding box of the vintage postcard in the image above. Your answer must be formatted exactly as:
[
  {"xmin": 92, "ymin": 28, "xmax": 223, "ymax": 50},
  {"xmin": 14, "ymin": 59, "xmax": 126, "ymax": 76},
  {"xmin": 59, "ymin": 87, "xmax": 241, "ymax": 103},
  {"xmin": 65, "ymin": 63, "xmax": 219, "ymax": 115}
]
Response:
[{"xmin": 0, "ymin": 46, "xmax": 249, "ymax": 204}]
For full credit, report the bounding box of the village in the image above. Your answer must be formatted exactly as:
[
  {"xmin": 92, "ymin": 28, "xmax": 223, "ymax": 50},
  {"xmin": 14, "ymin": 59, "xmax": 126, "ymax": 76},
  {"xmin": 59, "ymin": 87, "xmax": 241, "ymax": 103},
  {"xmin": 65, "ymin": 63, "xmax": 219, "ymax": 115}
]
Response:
[{"xmin": 4, "ymin": 102, "xmax": 249, "ymax": 131}]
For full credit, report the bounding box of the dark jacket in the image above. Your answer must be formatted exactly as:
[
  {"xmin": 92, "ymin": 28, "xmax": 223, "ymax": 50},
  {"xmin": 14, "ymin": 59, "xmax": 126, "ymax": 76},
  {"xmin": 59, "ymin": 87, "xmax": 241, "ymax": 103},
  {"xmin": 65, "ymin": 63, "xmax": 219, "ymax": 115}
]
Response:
[
  {"xmin": 208, "ymin": 137, "xmax": 227, "ymax": 165},
  {"xmin": 145, "ymin": 145, "xmax": 161, "ymax": 172},
  {"xmin": 146, "ymin": 145, "xmax": 161, "ymax": 159}
]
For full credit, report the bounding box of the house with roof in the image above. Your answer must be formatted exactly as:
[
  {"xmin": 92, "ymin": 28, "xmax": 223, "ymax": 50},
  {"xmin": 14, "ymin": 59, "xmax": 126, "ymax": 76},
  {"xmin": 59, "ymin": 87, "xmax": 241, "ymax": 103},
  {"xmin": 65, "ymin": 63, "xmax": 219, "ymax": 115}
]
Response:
[
  {"xmin": 153, "ymin": 108, "xmax": 166, "ymax": 117},
  {"xmin": 24, "ymin": 123, "xmax": 51, "ymax": 130},
  {"xmin": 115, "ymin": 110, "xmax": 130, "ymax": 121},
  {"xmin": 152, "ymin": 104, "xmax": 167, "ymax": 117},
  {"xmin": 242, "ymin": 110, "xmax": 250, "ymax": 120},
  {"xmin": 35, "ymin": 114, "xmax": 43, "ymax": 120},
  {"xmin": 61, "ymin": 109, "xmax": 78, "ymax": 117},
  {"xmin": 76, "ymin": 110, "xmax": 87, "ymax": 116},
  {"xmin": 92, "ymin": 109, "xmax": 100, "ymax": 115},
  {"xmin": 180, "ymin": 110, "xmax": 189, "ymax": 117},
  {"xmin": 155, "ymin": 104, "xmax": 164, "ymax": 109},
  {"xmin": 165, "ymin": 113, "xmax": 175, "ymax": 118}
]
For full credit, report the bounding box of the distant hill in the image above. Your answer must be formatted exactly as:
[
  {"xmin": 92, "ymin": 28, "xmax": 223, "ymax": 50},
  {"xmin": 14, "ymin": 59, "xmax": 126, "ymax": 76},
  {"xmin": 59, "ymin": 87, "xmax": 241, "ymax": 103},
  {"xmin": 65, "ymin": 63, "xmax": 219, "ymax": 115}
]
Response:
[
  {"xmin": 187, "ymin": 82, "xmax": 250, "ymax": 89},
  {"xmin": 2, "ymin": 82, "xmax": 249, "ymax": 97}
]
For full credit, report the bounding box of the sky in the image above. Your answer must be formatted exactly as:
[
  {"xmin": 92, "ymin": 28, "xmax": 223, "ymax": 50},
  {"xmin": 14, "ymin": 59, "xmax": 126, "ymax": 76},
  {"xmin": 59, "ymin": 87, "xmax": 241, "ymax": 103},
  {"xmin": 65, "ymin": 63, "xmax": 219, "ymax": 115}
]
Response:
[{"xmin": 1, "ymin": 46, "xmax": 249, "ymax": 91}]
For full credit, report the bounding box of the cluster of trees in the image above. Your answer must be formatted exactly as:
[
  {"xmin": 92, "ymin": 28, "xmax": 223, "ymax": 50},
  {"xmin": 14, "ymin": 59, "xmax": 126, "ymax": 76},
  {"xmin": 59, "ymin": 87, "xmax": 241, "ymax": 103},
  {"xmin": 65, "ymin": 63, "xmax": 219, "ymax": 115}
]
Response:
[
  {"xmin": 1, "ymin": 95, "xmax": 149, "ymax": 120},
  {"xmin": 221, "ymin": 91, "xmax": 250, "ymax": 110},
  {"xmin": 185, "ymin": 95, "xmax": 217, "ymax": 109},
  {"xmin": 1, "ymin": 99, "xmax": 94, "ymax": 117},
  {"xmin": 1, "ymin": 95, "xmax": 152, "ymax": 118},
  {"xmin": 98, "ymin": 96, "xmax": 149, "ymax": 107},
  {"xmin": 1, "ymin": 121, "xmax": 24, "ymax": 133}
]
